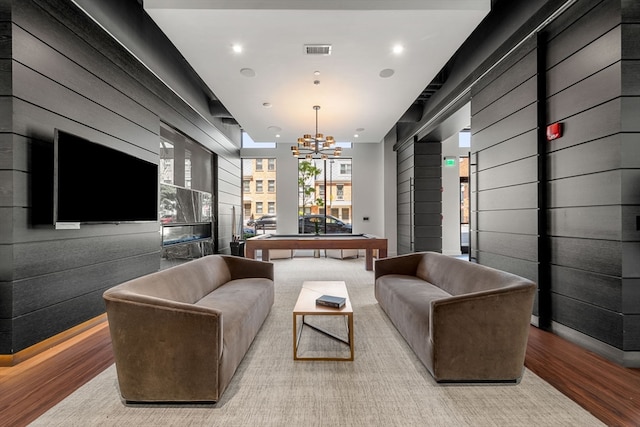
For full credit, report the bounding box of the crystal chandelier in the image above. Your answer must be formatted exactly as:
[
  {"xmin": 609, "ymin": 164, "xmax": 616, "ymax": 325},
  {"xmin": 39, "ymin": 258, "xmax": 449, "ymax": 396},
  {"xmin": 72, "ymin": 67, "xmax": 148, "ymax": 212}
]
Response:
[{"xmin": 291, "ymin": 105, "xmax": 341, "ymax": 160}]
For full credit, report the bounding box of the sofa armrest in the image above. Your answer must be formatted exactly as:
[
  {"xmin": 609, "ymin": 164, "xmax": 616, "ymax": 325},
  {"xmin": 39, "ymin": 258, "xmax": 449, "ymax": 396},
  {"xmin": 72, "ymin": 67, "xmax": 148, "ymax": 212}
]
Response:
[
  {"xmin": 221, "ymin": 255, "xmax": 274, "ymax": 281},
  {"xmin": 104, "ymin": 292, "xmax": 223, "ymax": 402},
  {"xmin": 429, "ymin": 283, "xmax": 536, "ymax": 381},
  {"xmin": 374, "ymin": 253, "xmax": 423, "ymax": 280}
]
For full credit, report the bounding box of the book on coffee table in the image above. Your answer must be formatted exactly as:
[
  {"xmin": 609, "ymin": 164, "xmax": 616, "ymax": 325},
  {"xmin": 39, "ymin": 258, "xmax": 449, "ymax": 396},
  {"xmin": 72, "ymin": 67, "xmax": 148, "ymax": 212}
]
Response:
[{"xmin": 316, "ymin": 294, "xmax": 346, "ymax": 309}]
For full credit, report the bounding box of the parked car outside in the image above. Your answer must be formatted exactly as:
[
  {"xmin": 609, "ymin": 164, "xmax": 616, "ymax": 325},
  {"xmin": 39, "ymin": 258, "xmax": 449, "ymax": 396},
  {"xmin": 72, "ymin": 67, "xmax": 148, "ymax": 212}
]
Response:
[
  {"xmin": 298, "ymin": 214, "xmax": 352, "ymax": 234},
  {"xmin": 249, "ymin": 214, "xmax": 277, "ymax": 229}
]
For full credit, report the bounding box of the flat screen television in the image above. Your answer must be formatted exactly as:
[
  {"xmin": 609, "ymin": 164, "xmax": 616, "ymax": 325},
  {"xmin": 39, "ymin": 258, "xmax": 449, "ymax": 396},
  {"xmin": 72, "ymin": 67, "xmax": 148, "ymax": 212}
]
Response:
[{"xmin": 54, "ymin": 129, "xmax": 158, "ymax": 225}]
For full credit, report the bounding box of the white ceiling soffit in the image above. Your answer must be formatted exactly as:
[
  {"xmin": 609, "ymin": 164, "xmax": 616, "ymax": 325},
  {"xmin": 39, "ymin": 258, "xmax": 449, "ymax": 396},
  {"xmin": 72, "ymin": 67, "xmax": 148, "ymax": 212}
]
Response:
[{"xmin": 144, "ymin": 0, "xmax": 490, "ymax": 144}]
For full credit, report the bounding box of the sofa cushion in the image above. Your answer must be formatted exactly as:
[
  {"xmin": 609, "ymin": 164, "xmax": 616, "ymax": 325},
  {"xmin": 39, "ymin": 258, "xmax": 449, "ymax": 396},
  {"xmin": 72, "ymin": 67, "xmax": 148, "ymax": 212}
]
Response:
[
  {"xmin": 415, "ymin": 252, "xmax": 526, "ymax": 296},
  {"xmin": 375, "ymin": 274, "xmax": 451, "ymax": 367},
  {"xmin": 116, "ymin": 255, "xmax": 232, "ymax": 304},
  {"xmin": 195, "ymin": 277, "xmax": 274, "ymax": 388}
]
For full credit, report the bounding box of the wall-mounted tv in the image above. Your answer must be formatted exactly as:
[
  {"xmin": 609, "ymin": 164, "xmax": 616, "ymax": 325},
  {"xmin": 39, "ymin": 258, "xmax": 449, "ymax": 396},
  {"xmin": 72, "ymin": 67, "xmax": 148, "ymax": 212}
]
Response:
[{"xmin": 54, "ymin": 129, "xmax": 158, "ymax": 225}]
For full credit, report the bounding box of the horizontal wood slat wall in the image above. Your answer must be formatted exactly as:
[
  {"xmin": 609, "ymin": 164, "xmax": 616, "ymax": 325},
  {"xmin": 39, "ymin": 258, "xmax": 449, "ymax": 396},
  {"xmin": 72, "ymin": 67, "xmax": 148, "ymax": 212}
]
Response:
[
  {"xmin": 469, "ymin": 0, "xmax": 640, "ymax": 361},
  {"xmin": 396, "ymin": 142, "xmax": 414, "ymax": 255},
  {"xmin": 470, "ymin": 31, "xmax": 539, "ymax": 302},
  {"xmin": 0, "ymin": 0, "xmax": 242, "ymax": 355}
]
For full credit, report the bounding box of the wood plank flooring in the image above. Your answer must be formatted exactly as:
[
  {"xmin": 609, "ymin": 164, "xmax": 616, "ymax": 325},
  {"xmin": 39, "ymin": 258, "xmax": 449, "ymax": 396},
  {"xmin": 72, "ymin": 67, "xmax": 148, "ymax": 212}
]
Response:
[{"xmin": 1, "ymin": 322, "xmax": 639, "ymax": 427}]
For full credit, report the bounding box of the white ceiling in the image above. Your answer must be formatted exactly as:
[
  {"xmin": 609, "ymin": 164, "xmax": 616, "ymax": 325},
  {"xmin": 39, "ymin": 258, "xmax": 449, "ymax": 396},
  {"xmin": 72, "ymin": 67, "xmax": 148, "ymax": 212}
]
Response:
[{"xmin": 144, "ymin": 0, "xmax": 489, "ymax": 144}]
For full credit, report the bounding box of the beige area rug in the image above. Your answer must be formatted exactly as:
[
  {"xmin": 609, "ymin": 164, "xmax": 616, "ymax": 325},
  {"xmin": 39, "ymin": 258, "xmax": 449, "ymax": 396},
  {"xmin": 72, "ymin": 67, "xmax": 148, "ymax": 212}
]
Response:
[{"xmin": 31, "ymin": 257, "xmax": 603, "ymax": 426}]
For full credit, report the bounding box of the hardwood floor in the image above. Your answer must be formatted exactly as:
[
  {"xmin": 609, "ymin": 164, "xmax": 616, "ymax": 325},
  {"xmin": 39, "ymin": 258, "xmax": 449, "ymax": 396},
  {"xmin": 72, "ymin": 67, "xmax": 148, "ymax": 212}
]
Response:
[{"xmin": 1, "ymin": 322, "xmax": 639, "ymax": 427}]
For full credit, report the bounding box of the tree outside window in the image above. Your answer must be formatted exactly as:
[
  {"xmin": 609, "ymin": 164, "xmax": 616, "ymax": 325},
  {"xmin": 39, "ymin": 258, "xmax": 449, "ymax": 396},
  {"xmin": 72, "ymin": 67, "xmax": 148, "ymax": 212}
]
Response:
[{"xmin": 298, "ymin": 160, "xmax": 323, "ymax": 215}]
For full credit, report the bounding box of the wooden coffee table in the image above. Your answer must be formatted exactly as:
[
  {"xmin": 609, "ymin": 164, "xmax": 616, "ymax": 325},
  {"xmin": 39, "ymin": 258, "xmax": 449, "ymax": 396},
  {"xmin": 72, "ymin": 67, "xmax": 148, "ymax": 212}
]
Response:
[{"xmin": 293, "ymin": 281, "xmax": 354, "ymax": 361}]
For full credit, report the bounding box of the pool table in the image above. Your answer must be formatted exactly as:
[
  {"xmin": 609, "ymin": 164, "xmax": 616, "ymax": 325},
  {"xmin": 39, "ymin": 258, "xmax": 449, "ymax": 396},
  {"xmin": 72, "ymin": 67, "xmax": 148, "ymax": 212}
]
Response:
[{"xmin": 245, "ymin": 233, "xmax": 387, "ymax": 271}]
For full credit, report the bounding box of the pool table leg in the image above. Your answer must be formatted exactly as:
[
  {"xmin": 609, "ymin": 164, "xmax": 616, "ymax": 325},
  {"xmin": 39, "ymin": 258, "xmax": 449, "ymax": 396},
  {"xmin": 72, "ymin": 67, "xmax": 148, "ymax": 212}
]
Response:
[{"xmin": 365, "ymin": 249, "xmax": 373, "ymax": 271}]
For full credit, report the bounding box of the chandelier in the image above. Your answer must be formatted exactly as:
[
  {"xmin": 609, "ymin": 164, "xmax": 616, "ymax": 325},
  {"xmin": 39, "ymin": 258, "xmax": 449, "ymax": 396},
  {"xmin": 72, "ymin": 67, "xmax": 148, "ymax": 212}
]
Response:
[{"xmin": 291, "ymin": 105, "xmax": 341, "ymax": 160}]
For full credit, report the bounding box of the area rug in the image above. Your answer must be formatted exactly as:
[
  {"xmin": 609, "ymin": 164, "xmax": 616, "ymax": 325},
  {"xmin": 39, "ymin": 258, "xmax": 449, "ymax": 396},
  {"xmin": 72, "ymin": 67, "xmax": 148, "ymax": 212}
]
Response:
[{"xmin": 31, "ymin": 257, "xmax": 603, "ymax": 426}]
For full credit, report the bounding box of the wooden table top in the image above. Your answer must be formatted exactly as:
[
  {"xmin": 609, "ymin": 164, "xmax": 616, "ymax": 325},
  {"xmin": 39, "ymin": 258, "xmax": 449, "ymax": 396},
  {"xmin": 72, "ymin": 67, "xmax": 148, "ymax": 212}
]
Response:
[{"xmin": 293, "ymin": 281, "xmax": 352, "ymax": 315}]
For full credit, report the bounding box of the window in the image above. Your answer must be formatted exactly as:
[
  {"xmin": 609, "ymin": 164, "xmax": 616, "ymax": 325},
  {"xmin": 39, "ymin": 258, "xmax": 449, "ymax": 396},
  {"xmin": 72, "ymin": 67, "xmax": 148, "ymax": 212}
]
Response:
[
  {"xmin": 160, "ymin": 140, "xmax": 174, "ymax": 184},
  {"xmin": 243, "ymin": 180, "xmax": 250, "ymax": 193},
  {"xmin": 184, "ymin": 149, "xmax": 192, "ymax": 189},
  {"xmin": 241, "ymin": 158, "xmax": 277, "ymax": 234},
  {"xmin": 298, "ymin": 158, "xmax": 352, "ymax": 234}
]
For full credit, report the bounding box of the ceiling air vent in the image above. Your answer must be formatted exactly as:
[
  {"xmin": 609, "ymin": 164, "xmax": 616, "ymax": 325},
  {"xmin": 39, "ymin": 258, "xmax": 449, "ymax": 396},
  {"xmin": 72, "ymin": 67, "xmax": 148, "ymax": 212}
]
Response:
[{"xmin": 304, "ymin": 44, "xmax": 332, "ymax": 55}]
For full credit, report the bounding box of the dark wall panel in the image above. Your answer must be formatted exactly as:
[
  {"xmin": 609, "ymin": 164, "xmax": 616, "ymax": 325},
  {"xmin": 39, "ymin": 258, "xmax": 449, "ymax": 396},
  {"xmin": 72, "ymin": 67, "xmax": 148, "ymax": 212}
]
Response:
[
  {"xmin": 475, "ymin": 231, "xmax": 538, "ymax": 262},
  {"xmin": 549, "ymin": 206, "xmax": 621, "ymax": 240},
  {"xmin": 551, "ymin": 265, "xmax": 621, "ymax": 312},
  {"xmin": 396, "ymin": 142, "xmax": 413, "ymax": 255},
  {"xmin": 551, "ymin": 237, "xmax": 621, "ymax": 277},
  {"xmin": 471, "ymin": 77, "xmax": 537, "ymax": 134},
  {"xmin": 0, "ymin": 0, "xmax": 242, "ymax": 354},
  {"xmin": 552, "ymin": 293, "xmax": 623, "ymax": 348},
  {"xmin": 472, "ymin": 103, "xmax": 538, "ymax": 151},
  {"xmin": 471, "ymin": 47, "xmax": 537, "ymax": 115}
]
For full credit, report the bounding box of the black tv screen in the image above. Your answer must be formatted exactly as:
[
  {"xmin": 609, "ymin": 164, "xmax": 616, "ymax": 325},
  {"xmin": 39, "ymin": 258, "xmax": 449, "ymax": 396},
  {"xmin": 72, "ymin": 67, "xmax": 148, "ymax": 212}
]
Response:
[{"xmin": 54, "ymin": 129, "xmax": 158, "ymax": 224}]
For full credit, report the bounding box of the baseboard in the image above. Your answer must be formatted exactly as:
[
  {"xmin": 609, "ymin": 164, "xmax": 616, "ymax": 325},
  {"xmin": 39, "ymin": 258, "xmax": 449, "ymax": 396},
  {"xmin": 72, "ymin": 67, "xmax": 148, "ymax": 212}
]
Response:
[
  {"xmin": 550, "ymin": 321, "xmax": 640, "ymax": 368},
  {"xmin": 0, "ymin": 313, "xmax": 108, "ymax": 367}
]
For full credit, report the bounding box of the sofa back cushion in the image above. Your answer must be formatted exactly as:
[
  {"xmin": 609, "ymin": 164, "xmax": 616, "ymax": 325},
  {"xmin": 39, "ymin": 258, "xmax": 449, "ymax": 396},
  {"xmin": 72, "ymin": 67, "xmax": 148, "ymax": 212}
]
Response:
[
  {"xmin": 415, "ymin": 252, "xmax": 532, "ymax": 296},
  {"xmin": 110, "ymin": 255, "xmax": 232, "ymax": 304}
]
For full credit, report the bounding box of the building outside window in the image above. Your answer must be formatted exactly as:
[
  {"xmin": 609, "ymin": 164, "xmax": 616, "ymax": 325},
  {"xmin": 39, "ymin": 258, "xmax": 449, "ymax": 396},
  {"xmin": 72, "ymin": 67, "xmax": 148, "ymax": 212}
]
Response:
[
  {"xmin": 298, "ymin": 158, "xmax": 353, "ymax": 227},
  {"xmin": 241, "ymin": 158, "xmax": 277, "ymax": 231}
]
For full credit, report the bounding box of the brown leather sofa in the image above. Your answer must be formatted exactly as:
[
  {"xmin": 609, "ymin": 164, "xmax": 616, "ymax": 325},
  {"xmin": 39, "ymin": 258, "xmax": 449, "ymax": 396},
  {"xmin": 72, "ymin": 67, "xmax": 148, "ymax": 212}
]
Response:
[
  {"xmin": 103, "ymin": 255, "xmax": 274, "ymax": 403},
  {"xmin": 375, "ymin": 252, "xmax": 536, "ymax": 383}
]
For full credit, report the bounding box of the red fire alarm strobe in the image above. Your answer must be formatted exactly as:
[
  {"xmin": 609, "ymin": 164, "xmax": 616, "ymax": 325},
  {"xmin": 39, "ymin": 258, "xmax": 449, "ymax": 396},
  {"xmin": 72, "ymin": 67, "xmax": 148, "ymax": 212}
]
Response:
[{"xmin": 546, "ymin": 122, "xmax": 562, "ymax": 141}]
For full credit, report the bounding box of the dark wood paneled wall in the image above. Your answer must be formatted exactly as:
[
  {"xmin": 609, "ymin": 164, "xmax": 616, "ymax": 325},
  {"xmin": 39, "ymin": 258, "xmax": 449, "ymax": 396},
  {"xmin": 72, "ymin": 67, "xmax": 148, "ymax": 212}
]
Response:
[
  {"xmin": 469, "ymin": 0, "xmax": 640, "ymax": 360},
  {"xmin": 470, "ymin": 34, "xmax": 540, "ymax": 312},
  {"xmin": 543, "ymin": 0, "xmax": 640, "ymax": 353},
  {"xmin": 0, "ymin": 0, "xmax": 242, "ymax": 355},
  {"xmin": 396, "ymin": 141, "xmax": 414, "ymax": 255},
  {"xmin": 413, "ymin": 142, "xmax": 442, "ymax": 252}
]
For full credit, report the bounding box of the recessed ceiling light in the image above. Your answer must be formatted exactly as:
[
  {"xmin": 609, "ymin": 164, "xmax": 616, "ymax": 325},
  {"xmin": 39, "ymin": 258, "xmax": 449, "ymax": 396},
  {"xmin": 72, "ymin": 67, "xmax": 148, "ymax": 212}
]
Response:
[
  {"xmin": 232, "ymin": 44, "xmax": 242, "ymax": 53},
  {"xmin": 267, "ymin": 126, "xmax": 281, "ymax": 133},
  {"xmin": 314, "ymin": 70, "xmax": 320, "ymax": 76},
  {"xmin": 354, "ymin": 134, "xmax": 359, "ymax": 138},
  {"xmin": 262, "ymin": 102, "xmax": 272, "ymax": 108},
  {"xmin": 356, "ymin": 128, "xmax": 365, "ymax": 132},
  {"xmin": 275, "ymin": 134, "xmax": 281, "ymax": 138},
  {"xmin": 379, "ymin": 69, "xmax": 395, "ymax": 78},
  {"xmin": 240, "ymin": 68, "xmax": 256, "ymax": 77},
  {"xmin": 393, "ymin": 44, "xmax": 404, "ymax": 54}
]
